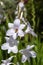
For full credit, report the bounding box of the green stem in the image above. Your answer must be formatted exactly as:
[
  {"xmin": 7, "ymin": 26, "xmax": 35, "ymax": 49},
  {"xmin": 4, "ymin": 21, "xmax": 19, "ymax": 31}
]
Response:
[{"xmin": 31, "ymin": 0, "xmax": 36, "ymax": 30}]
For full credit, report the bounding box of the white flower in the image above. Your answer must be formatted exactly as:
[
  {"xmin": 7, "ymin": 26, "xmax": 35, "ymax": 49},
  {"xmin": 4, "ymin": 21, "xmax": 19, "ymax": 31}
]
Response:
[
  {"xmin": 25, "ymin": 22, "xmax": 37, "ymax": 37},
  {"xmin": 19, "ymin": 45, "xmax": 36, "ymax": 63},
  {"xmin": 6, "ymin": 18, "xmax": 25, "ymax": 39},
  {"xmin": 1, "ymin": 56, "xmax": 14, "ymax": 65},
  {"xmin": 1, "ymin": 36, "xmax": 19, "ymax": 54}
]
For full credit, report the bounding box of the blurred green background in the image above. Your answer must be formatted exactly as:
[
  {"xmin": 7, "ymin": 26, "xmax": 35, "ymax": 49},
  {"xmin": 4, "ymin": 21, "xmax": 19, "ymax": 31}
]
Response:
[{"xmin": 0, "ymin": 0, "xmax": 43, "ymax": 65}]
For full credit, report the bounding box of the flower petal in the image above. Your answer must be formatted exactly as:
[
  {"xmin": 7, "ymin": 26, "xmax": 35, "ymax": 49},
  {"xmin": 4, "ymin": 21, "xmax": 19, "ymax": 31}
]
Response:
[
  {"xmin": 6, "ymin": 29, "xmax": 15, "ymax": 36},
  {"xmin": 19, "ymin": 24, "xmax": 25, "ymax": 29},
  {"xmin": 5, "ymin": 37, "xmax": 9, "ymax": 42},
  {"xmin": 25, "ymin": 27, "xmax": 30, "ymax": 33},
  {"xmin": 26, "ymin": 45, "xmax": 35, "ymax": 50},
  {"xmin": 1, "ymin": 43, "xmax": 9, "ymax": 50},
  {"xmin": 29, "ymin": 51, "xmax": 36, "ymax": 58},
  {"xmin": 13, "ymin": 32, "xmax": 17, "ymax": 39},
  {"xmin": 14, "ymin": 19, "xmax": 20, "ymax": 26},
  {"xmin": 1, "ymin": 60, "xmax": 6, "ymax": 63},
  {"xmin": 21, "ymin": 55, "xmax": 27, "ymax": 63},
  {"xmin": 19, "ymin": 2, "xmax": 24, "ymax": 8},
  {"xmin": 11, "ymin": 46, "xmax": 18, "ymax": 53},
  {"xmin": 8, "ymin": 56, "xmax": 14, "ymax": 61},
  {"xmin": 30, "ymin": 31, "xmax": 37, "ymax": 37},
  {"xmin": 7, "ymin": 63, "xmax": 14, "ymax": 65},
  {"xmin": 8, "ymin": 49, "xmax": 11, "ymax": 54},
  {"xmin": 8, "ymin": 23, "xmax": 14, "ymax": 28},
  {"xmin": 18, "ymin": 30, "xmax": 24, "ymax": 37}
]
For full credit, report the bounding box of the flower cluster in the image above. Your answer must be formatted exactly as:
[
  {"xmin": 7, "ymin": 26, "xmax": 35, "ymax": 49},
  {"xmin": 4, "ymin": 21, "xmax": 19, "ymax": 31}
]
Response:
[{"xmin": 1, "ymin": 0, "xmax": 37, "ymax": 65}]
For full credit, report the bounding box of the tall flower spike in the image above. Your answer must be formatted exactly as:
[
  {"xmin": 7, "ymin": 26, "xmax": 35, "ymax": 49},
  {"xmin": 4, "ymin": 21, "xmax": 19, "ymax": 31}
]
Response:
[
  {"xmin": 1, "ymin": 56, "xmax": 14, "ymax": 65},
  {"xmin": 15, "ymin": 0, "xmax": 37, "ymax": 37},
  {"xmin": 19, "ymin": 45, "xmax": 36, "ymax": 63},
  {"xmin": 1, "ymin": 36, "xmax": 19, "ymax": 54}
]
